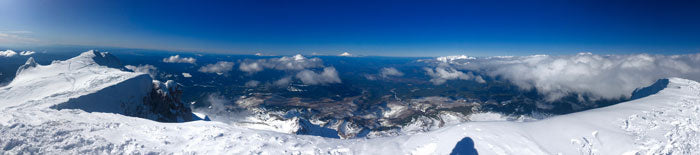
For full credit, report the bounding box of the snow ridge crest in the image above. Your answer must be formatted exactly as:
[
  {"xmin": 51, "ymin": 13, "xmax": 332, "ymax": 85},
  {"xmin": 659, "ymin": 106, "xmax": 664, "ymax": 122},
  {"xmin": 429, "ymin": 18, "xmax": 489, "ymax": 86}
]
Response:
[
  {"xmin": 15, "ymin": 57, "xmax": 38, "ymax": 76},
  {"xmin": 70, "ymin": 50, "xmax": 124, "ymax": 69}
]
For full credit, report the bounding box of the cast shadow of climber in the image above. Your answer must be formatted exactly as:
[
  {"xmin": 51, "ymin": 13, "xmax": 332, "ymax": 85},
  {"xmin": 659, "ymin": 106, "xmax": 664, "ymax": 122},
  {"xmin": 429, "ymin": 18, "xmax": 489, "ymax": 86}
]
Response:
[{"xmin": 450, "ymin": 137, "xmax": 478, "ymax": 155}]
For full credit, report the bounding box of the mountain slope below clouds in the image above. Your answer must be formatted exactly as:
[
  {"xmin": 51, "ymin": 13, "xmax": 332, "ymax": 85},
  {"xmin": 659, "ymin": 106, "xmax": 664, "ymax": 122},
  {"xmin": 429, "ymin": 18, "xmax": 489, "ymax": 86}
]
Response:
[{"xmin": 1, "ymin": 51, "xmax": 699, "ymax": 154}]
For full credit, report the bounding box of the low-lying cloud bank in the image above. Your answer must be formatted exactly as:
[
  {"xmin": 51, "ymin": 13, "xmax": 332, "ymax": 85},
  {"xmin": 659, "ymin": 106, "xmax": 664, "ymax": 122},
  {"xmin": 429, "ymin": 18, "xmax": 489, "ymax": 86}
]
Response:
[
  {"xmin": 125, "ymin": 64, "xmax": 158, "ymax": 78},
  {"xmin": 19, "ymin": 51, "xmax": 35, "ymax": 56},
  {"xmin": 296, "ymin": 67, "xmax": 341, "ymax": 85},
  {"xmin": 1, "ymin": 50, "xmax": 36, "ymax": 57},
  {"xmin": 239, "ymin": 62, "xmax": 263, "ymax": 74},
  {"xmin": 182, "ymin": 73, "xmax": 192, "ymax": 78},
  {"xmin": 380, "ymin": 67, "xmax": 404, "ymax": 78},
  {"xmin": 245, "ymin": 80, "xmax": 260, "ymax": 87},
  {"xmin": 237, "ymin": 54, "xmax": 341, "ymax": 86},
  {"xmin": 239, "ymin": 54, "xmax": 323, "ymax": 73},
  {"xmin": 163, "ymin": 55, "xmax": 196, "ymax": 64},
  {"xmin": 0, "ymin": 50, "xmax": 17, "ymax": 57},
  {"xmin": 198, "ymin": 61, "xmax": 235, "ymax": 75},
  {"xmin": 424, "ymin": 67, "xmax": 485, "ymax": 85},
  {"xmin": 435, "ymin": 53, "xmax": 700, "ymax": 101}
]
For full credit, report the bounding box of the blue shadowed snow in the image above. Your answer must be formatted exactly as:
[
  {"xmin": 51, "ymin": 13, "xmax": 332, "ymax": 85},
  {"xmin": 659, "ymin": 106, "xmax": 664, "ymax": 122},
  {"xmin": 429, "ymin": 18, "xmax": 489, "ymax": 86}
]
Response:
[
  {"xmin": 630, "ymin": 79, "xmax": 670, "ymax": 100},
  {"xmin": 450, "ymin": 137, "xmax": 478, "ymax": 155}
]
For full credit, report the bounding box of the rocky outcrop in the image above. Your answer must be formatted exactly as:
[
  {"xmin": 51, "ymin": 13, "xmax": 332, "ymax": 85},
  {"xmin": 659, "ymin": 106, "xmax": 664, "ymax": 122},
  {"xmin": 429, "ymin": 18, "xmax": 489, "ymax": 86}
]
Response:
[{"xmin": 143, "ymin": 80, "xmax": 194, "ymax": 122}]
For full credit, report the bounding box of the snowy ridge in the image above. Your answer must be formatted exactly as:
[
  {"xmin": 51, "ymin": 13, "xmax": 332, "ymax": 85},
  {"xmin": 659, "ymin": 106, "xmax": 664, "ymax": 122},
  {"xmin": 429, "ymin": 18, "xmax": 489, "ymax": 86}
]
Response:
[
  {"xmin": 2, "ymin": 51, "xmax": 700, "ymax": 154},
  {"xmin": 0, "ymin": 50, "xmax": 144, "ymax": 110}
]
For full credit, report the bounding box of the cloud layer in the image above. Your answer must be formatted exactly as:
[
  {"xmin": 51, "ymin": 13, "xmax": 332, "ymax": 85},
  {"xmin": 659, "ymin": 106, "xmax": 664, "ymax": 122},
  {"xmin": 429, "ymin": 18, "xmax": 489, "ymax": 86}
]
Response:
[
  {"xmin": 380, "ymin": 67, "xmax": 404, "ymax": 78},
  {"xmin": 295, "ymin": 67, "xmax": 341, "ymax": 85},
  {"xmin": 0, "ymin": 31, "xmax": 39, "ymax": 45},
  {"xmin": 424, "ymin": 67, "xmax": 485, "ymax": 85},
  {"xmin": 198, "ymin": 61, "xmax": 235, "ymax": 75},
  {"xmin": 238, "ymin": 54, "xmax": 324, "ymax": 75},
  {"xmin": 162, "ymin": 55, "xmax": 196, "ymax": 64},
  {"xmin": 0, "ymin": 50, "xmax": 17, "ymax": 57},
  {"xmin": 274, "ymin": 77, "xmax": 292, "ymax": 86},
  {"xmin": 182, "ymin": 73, "xmax": 192, "ymax": 78},
  {"xmin": 125, "ymin": 64, "xmax": 158, "ymax": 78},
  {"xmin": 245, "ymin": 80, "xmax": 260, "ymax": 87},
  {"xmin": 263, "ymin": 54, "xmax": 323, "ymax": 70},
  {"xmin": 19, "ymin": 51, "xmax": 35, "ymax": 56},
  {"xmin": 439, "ymin": 53, "xmax": 700, "ymax": 101},
  {"xmin": 239, "ymin": 62, "xmax": 264, "ymax": 74}
]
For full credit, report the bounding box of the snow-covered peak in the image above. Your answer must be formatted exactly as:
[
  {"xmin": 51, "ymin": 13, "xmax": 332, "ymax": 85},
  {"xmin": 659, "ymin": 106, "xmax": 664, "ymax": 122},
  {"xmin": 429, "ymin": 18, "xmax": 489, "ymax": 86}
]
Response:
[
  {"xmin": 67, "ymin": 50, "xmax": 124, "ymax": 69},
  {"xmin": 0, "ymin": 51, "xmax": 143, "ymax": 110},
  {"xmin": 339, "ymin": 52, "xmax": 352, "ymax": 56}
]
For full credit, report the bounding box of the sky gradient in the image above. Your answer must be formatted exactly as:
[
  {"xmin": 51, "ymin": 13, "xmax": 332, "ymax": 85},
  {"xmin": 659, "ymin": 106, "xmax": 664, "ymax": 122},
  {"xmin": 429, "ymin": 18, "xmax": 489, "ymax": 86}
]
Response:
[{"xmin": 1, "ymin": 0, "xmax": 699, "ymax": 56}]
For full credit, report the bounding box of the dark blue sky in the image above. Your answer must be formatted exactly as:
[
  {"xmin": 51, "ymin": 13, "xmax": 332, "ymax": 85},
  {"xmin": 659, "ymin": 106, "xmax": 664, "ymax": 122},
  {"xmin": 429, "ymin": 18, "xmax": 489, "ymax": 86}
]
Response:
[{"xmin": 1, "ymin": 0, "xmax": 699, "ymax": 56}]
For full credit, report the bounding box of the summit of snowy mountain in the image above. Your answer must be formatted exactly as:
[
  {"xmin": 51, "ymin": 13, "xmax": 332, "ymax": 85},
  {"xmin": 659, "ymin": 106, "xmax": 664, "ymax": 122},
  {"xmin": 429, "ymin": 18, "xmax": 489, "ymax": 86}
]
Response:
[
  {"xmin": 1, "ymin": 50, "xmax": 195, "ymax": 122},
  {"xmin": 70, "ymin": 50, "xmax": 125, "ymax": 69},
  {"xmin": 1, "ymin": 51, "xmax": 699, "ymax": 154}
]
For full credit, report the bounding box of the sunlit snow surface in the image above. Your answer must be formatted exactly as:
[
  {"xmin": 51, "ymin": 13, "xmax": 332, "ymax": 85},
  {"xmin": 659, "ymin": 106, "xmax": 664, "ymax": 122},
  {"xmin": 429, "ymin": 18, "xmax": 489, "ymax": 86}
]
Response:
[{"xmin": 2, "ymin": 52, "xmax": 700, "ymax": 154}]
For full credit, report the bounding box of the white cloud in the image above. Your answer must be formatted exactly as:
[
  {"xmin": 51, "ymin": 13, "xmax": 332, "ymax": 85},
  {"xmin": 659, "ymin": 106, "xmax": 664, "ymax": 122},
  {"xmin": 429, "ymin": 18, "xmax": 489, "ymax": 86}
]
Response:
[
  {"xmin": 19, "ymin": 51, "xmax": 35, "ymax": 56},
  {"xmin": 0, "ymin": 50, "xmax": 17, "ymax": 57},
  {"xmin": 441, "ymin": 53, "xmax": 700, "ymax": 101},
  {"xmin": 424, "ymin": 67, "xmax": 485, "ymax": 85},
  {"xmin": 295, "ymin": 67, "xmax": 342, "ymax": 85},
  {"xmin": 239, "ymin": 62, "xmax": 264, "ymax": 74},
  {"xmin": 380, "ymin": 67, "xmax": 404, "ymax": 78},
  {"xmin": 274, "ymin": 77, "xmax": 292, "ymax": 86},
  {"xmin": 339, "ymin": 52, "xmax": 352, "ymax": 56},
  {"xmin": 162, "ymin": 55, "xmax": 196, "ymax": 64},
  {"xmin": 364, "ymin": 74, "xmax": 378, "ymax": 80},
  {"xmin": 259, "ymin": 54, "xmax": 323, "ymax": 70},
  {"xmin": 182, "ymin": 73, "xmax": 192, "ymax": 78},
  {"xmin": 238, "ymin": 54, "xmax": 325, "ymax": 76},
  {"xmin": 125, "ymin": 64, "xmax": 158, "ymax": 78},
  {"xmin": 0, "ymin": 31, "xmax": 39, "ymax": 45},
  {"xmin": 436, "ymin": 55, "xmax": 476, "ymax": 63},
  {"xmin": 198, "ymin": 61, "xmax": 235, "ymax": 75},
  {"xmin": 245, "ymin": 80, "xmax": 260, "ymax": 87}
]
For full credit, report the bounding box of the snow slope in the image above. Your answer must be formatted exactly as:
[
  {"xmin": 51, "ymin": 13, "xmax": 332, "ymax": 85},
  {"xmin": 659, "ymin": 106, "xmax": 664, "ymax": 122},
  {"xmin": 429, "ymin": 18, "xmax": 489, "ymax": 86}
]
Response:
[{"xmin": 2, "ymin": 51, "xmax": 700, "ymax": 154}]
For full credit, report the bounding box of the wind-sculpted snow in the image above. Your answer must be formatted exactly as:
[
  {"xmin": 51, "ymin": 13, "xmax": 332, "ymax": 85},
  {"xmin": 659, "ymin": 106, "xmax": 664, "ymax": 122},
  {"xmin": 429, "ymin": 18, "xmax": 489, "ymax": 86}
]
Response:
[{"xmin": 2, "ymin": 51, "xmax": 700, "ymax": 154}]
